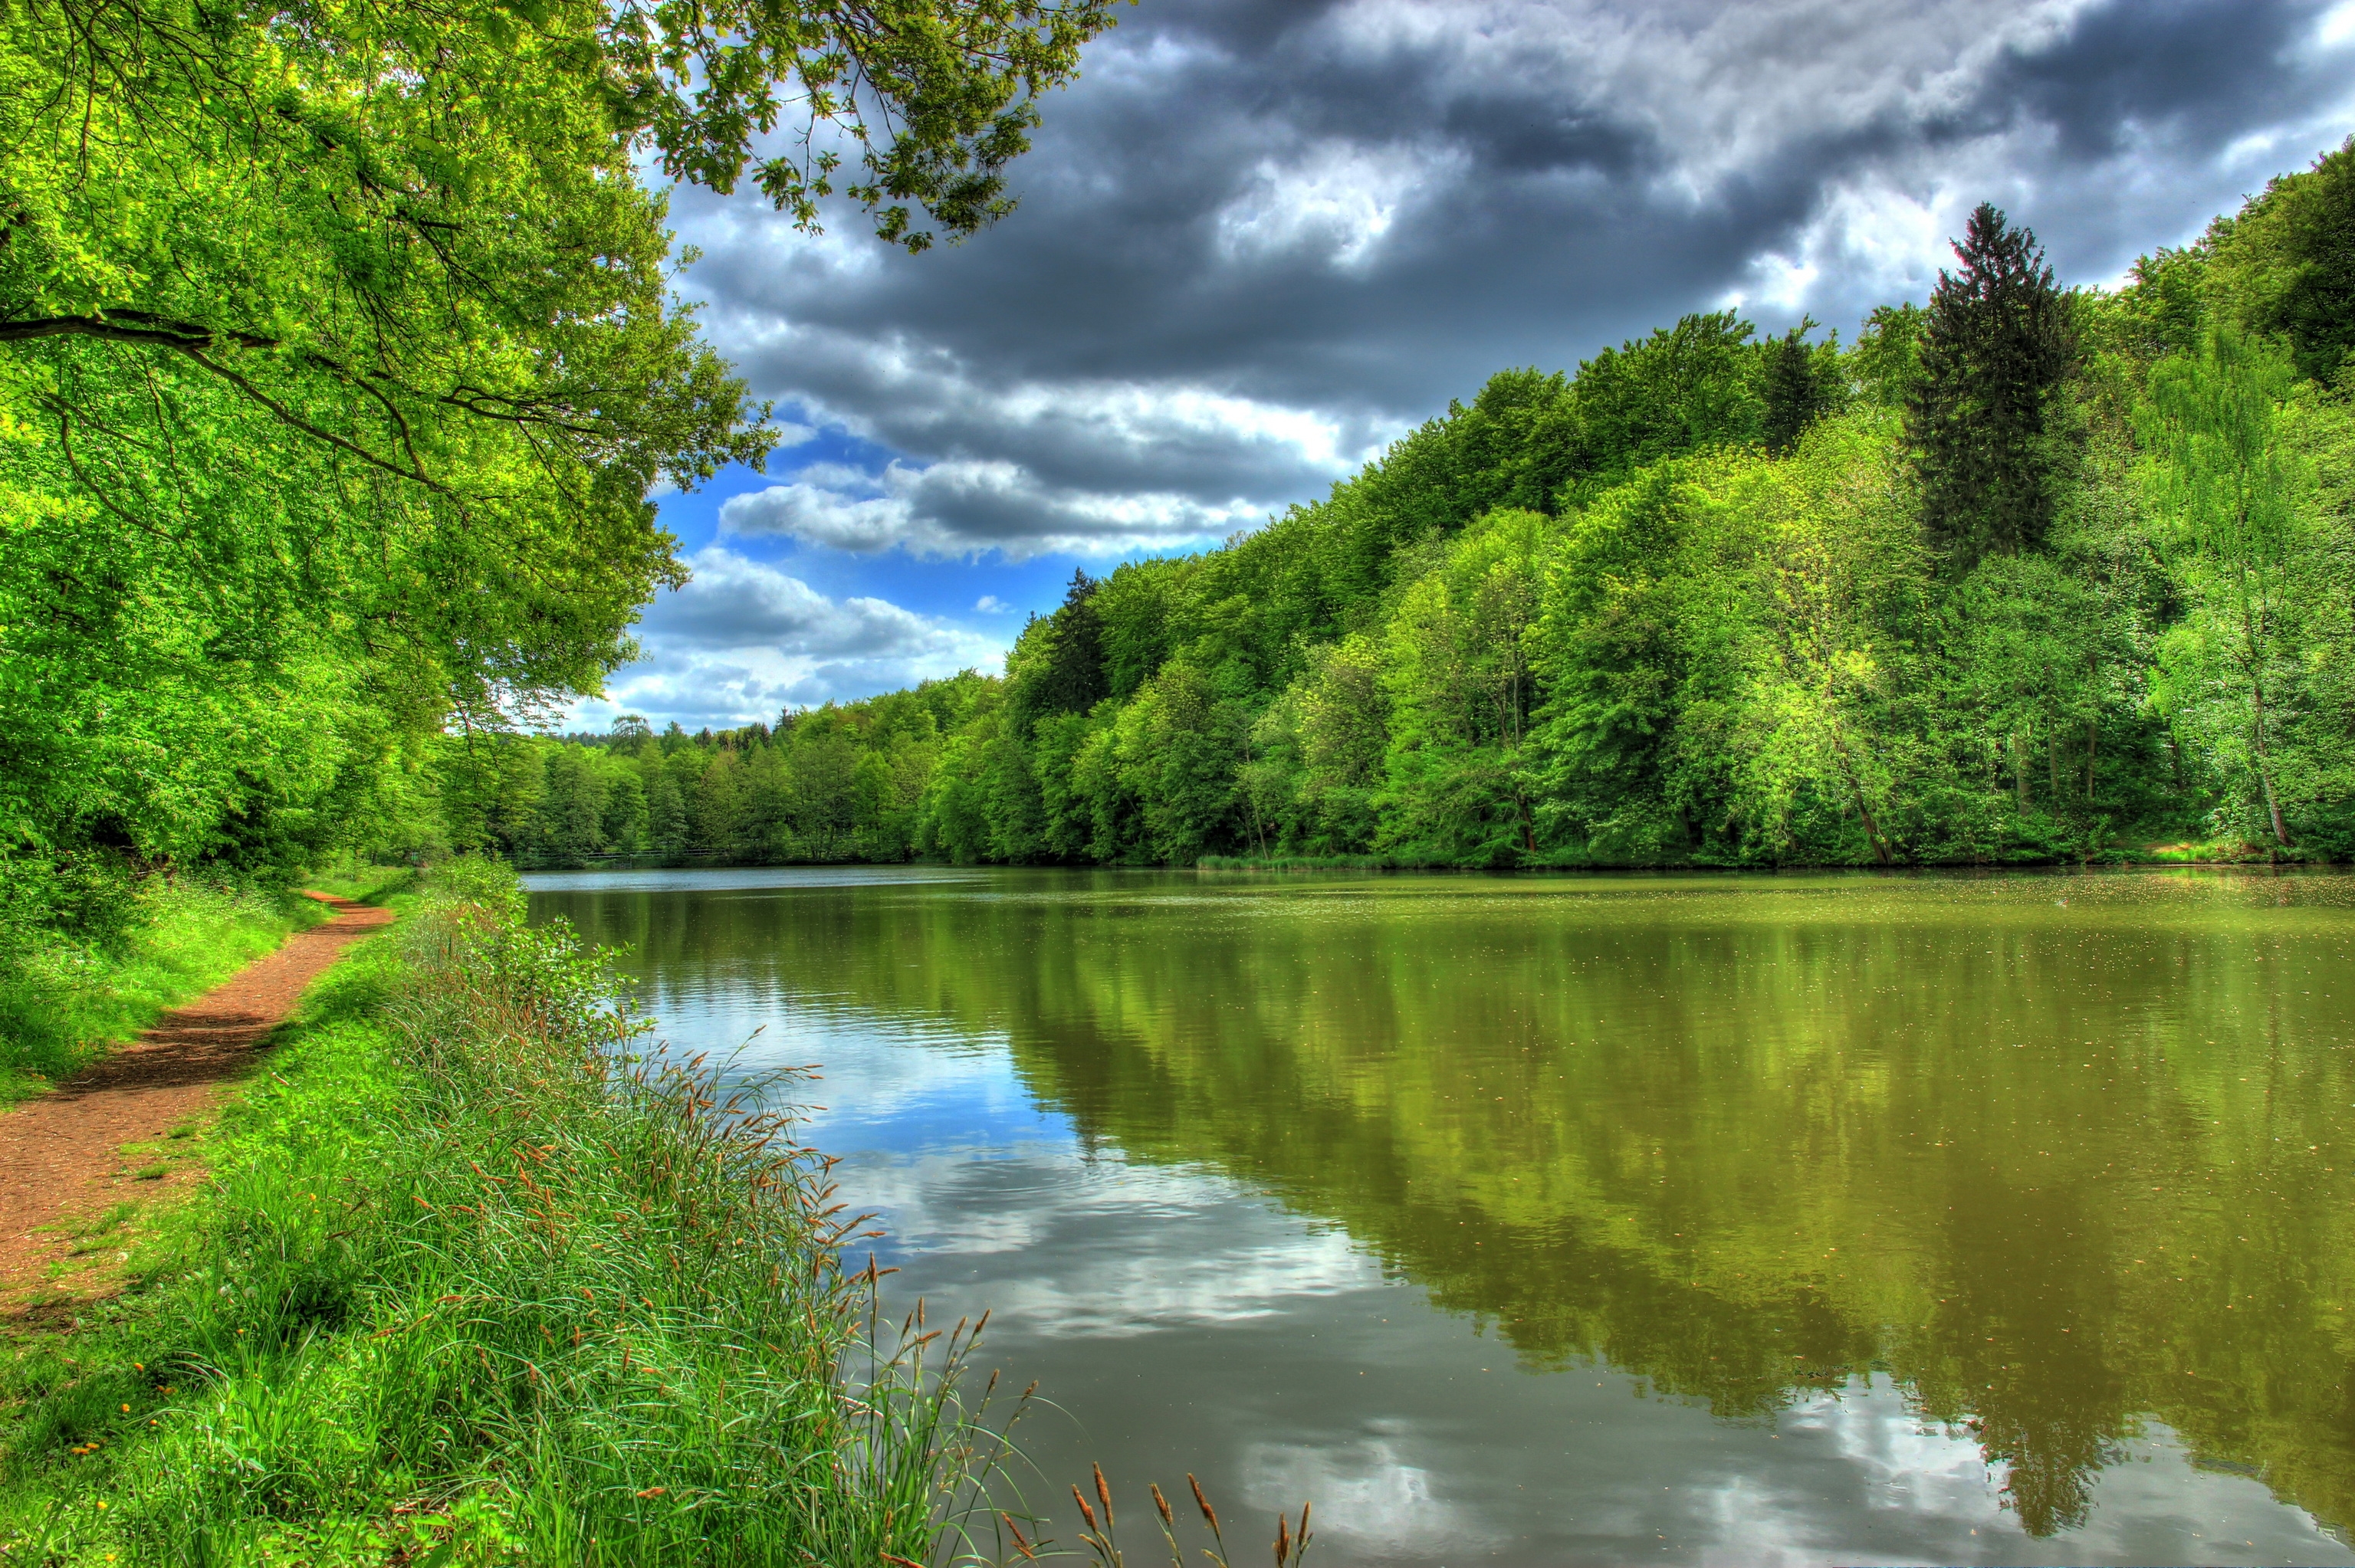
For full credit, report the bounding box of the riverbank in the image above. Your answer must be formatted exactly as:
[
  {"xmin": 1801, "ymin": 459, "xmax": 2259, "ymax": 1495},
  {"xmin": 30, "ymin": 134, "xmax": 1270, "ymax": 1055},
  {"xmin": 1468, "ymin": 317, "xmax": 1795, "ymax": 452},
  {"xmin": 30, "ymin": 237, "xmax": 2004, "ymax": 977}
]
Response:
[
  {"xmin": 0, "ymin": 861, "xmax": 1009, "ymax": 1565},
  {"xmin": 0, "ymin": 896, "xmax": 397, "ymax": 1314},
  {"xmin": 0, "ymin": 870, "xmax": 412, "ymax": 1105}
]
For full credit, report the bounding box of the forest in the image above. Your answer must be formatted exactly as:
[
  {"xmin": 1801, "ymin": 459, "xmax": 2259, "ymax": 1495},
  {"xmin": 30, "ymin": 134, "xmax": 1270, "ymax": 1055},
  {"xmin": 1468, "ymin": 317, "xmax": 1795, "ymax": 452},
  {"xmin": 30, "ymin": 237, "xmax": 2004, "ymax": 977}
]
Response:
[{"xmin": 445, "ymin": 140, "xmax": 2355, "ymax": 871}]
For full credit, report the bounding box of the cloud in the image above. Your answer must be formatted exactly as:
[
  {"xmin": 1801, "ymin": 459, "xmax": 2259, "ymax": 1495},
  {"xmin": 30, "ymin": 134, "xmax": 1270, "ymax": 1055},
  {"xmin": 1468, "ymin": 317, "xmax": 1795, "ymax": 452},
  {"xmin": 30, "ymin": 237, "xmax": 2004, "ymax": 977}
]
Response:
[
  {"xmin": 665, "ymin": 0, "xmax": 2353, "ymax": 566},
  {"xmin": 569, "ymin": 548, "xmax": 1004, "ymax": 729},
  {"xmin": 975, "ymin": 595, "xmax": 1011, "ymax": 612},
  {"xmin": 1215, "ymin": 139, "xmax": 1465, "ymax": 270},
  {"xmin": 718, "ymin": 454, "xmax": 1275, "ymax": 559},
  {"xmin": 636, "ymin": 544, "xmax": 956, "ymax": 656}
]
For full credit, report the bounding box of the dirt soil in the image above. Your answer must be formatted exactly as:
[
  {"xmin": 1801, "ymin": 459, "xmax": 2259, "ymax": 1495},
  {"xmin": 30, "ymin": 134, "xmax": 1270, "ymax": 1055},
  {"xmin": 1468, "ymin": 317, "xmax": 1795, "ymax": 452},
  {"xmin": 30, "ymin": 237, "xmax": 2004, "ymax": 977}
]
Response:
[{"xmin": 0, "ymin": 896, "xmax": 394, "ymax": 1310}]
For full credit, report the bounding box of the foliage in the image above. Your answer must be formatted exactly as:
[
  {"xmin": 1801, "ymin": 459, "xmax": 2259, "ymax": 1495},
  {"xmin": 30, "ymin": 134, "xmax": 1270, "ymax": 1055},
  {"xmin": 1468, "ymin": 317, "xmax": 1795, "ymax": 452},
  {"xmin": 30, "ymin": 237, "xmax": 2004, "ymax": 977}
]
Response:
[
  {"xmin": 2209, "ymin": 136, "xmax": 2355, "ymax": 384},
  {"xmin": 0, "ymin": 0, "xmax": 1116, "ymax": 934},
  {"xmin": 1907, "ymin": 202, "xmax": 2077, "ymax": 572},
  {"xmin": 443, "ymin": 143, "xmax": 2355, "ymax": 873},
  {"xmin": 2139, "ymin": 329, "xmax": 2322, "ymax": 848}
]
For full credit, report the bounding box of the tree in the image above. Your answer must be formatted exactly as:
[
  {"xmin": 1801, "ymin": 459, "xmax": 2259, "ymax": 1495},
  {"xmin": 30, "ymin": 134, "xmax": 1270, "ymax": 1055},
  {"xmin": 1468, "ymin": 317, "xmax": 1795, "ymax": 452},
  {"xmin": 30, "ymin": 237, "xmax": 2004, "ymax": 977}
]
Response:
[
  {"xmin": 1030, "ymin": 570, "xmax": 1109, "ymax": 718},
  {"xmin": 2212, "ymin": 137, "xmax": 2355, "ymax": 385},
  {"xmin": 1762, "ymin": 320, "xmax": 1838, "ymax": 456},
  {"xmin": 1907, "ymin": 204, "xmax": 2076, "ymax": 572},
  {"xmin": 1379, "ymin": 509, "xmax": 1550, "ymax": 861},
  {"xmin": 2139, "ymin": 329, "xmax": 2315, "ymax": 849},
  {"xmin": 0, "ymin": 0, "xmax": 1117, "ymax": 924}
]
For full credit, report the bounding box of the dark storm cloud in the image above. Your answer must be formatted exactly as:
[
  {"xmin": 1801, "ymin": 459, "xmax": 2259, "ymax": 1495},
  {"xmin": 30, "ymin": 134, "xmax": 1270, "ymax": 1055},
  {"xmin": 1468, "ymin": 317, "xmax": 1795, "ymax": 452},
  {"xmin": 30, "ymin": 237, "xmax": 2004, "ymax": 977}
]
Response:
[
  {"xmin": 672, "ymin": 0, "xmax": 2355, "ymax": 560},
  {"xmin": 1978, "ymin": 0, "xmax": 2328, "ymax": 162}
]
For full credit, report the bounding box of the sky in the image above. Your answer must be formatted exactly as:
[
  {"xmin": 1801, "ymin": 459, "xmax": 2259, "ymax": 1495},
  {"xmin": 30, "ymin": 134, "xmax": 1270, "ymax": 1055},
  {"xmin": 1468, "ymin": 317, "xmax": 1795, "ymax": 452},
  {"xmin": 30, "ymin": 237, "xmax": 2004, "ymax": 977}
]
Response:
[{"xmin": 574, "ymin": 0, "xmax": 2355, "ymax": 733}]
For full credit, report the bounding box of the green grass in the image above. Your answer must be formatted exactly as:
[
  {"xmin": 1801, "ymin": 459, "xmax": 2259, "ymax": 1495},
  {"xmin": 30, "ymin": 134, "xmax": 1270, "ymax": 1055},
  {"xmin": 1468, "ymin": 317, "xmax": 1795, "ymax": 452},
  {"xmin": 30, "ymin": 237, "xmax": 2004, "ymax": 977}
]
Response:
[
  {"xmin": 303, "ymin": 862, "xmax": 419, "ymax": 903},
  {"xmin": 0, "ymin": 861, "xmax": 1021, "ymax": 1566},
  {"xmin": 0, "ymin": 863, "xmax": 421, "ymax": 1105},
  {"xmin": 0, "ymin": 882, "xmax": 337, "ymax": 1104}
]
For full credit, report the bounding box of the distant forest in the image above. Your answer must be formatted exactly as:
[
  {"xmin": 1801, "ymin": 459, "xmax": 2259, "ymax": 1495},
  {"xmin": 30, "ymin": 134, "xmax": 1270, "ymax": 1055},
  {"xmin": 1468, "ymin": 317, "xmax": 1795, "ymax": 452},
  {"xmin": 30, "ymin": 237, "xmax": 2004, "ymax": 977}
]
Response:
[{"xmin": 446, "ymin": 141, "xmax": 2355, "ymax": 871}]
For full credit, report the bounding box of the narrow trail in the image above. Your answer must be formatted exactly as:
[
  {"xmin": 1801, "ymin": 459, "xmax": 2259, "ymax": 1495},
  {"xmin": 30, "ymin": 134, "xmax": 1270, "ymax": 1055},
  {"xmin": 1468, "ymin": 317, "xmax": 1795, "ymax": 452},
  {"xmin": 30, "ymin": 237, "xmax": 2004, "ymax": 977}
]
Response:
[{"xmin": 0, "ymin": 895, "xmax": 396, "ymax": 1304}]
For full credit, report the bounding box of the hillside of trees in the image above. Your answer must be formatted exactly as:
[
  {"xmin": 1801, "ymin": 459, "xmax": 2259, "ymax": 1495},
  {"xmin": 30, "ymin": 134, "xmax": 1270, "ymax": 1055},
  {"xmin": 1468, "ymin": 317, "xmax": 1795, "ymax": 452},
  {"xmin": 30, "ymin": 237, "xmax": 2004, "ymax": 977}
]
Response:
[{"xmin": 429, "ymin": 141, "xmax": 2355, "ymax": 871}]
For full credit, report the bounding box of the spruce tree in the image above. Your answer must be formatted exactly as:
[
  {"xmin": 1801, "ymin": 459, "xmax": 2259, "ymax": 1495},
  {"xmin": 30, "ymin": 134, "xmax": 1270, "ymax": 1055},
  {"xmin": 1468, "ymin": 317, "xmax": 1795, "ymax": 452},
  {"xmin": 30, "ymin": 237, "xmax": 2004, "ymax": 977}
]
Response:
[
  {"xmin": 1907, "ymin": 204, "xmax": 2074, "ymax": 572},
  {"xmin": 1762, "ymin": 319, "xmax": 1832, "ymax": 456},
  {"xmin": 1035, "ymin": 569, "xmax": 1109, "ymax": 716}
]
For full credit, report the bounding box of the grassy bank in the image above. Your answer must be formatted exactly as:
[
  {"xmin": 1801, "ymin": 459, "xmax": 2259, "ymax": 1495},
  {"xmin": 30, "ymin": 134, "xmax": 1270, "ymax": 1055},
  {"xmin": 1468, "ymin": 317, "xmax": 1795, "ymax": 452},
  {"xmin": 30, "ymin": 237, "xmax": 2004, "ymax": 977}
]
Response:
[
  {"xmin": 0, "ymin": 882, "xmax": 330, "ymax": 1104},
  {"xmin": 0, "ymin": 861, "xmax": 1013, "ymax": 1566}
]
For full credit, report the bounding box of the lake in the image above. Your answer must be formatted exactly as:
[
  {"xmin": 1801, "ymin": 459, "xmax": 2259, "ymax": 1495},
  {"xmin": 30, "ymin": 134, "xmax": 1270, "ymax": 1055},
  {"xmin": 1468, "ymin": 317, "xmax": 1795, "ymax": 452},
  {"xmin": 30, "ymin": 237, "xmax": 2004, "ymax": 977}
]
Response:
[{"xmin": 525, "ymin": 864, "xmax": 2355, "ymax": 1566}]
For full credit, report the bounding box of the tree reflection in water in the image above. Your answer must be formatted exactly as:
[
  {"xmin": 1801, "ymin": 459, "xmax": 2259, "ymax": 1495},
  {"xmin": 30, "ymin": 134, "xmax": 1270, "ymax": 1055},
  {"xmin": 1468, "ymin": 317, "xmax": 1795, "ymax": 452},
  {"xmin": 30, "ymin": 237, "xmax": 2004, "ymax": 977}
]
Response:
[{"xmin": 560, "ymin": 867, "xmax": 2355, "ymax": 1542}]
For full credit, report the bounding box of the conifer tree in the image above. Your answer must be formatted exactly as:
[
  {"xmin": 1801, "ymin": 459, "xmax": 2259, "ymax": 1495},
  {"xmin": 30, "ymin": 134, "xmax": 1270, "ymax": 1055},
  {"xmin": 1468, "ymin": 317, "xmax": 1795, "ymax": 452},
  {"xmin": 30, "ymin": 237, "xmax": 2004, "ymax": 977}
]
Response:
[
  {"xmin": 1034, "ymin": 570, "xmax": 1109, "ymax": 717},
  {"xmin": 1762, "ymin": 320, "xmax": 1832, "ymax": 456},
  {"xmin": 1907, "ymin": 204, "xmax": 2075, "ymax": 572}
]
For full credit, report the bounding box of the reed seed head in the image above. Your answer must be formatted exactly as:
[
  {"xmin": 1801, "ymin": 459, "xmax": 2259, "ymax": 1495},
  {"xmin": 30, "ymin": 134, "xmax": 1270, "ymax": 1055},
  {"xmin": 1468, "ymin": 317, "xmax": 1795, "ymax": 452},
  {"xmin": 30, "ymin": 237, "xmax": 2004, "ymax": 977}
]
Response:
[{"xmin": 1189, "ymin": 1474, "xmax": 1219, "ymax": 1533}]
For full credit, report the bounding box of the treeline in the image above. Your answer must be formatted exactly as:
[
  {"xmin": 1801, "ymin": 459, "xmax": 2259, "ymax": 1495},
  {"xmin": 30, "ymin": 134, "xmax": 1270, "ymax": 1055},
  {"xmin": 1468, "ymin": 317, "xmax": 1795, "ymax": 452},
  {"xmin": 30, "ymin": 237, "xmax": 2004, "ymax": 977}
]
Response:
[
  {"xmin": 436, "ymin": 678, "xmax": 995, "ymax": 867},
  {"xmin": 455, "ymin": 140, "xmax": 2355, "ymax": 871}
]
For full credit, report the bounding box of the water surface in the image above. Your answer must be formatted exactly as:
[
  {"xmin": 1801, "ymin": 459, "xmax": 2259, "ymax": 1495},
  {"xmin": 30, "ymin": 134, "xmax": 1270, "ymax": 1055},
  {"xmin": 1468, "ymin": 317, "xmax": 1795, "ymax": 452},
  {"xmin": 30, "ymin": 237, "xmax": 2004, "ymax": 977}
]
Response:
[{"xmin": 527, "ymin": 866, "xmax": 2355, "ymax": 1566}]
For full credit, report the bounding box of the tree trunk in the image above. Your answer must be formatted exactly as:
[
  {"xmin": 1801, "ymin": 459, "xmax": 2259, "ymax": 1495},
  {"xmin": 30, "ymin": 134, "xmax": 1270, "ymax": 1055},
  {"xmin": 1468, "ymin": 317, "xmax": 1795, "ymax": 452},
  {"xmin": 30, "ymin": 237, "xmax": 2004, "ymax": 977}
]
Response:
[
  {"xmin": 2011, "ymin": 733, "xmax": 2030, "ymax": 812},
  {"xmin": 1831, "ymin": 727, "xmax": 1894, "ymax": 865},
  {"xmin": 2238, "ymin": 581, "xmax": 2291, "ymax": 849},
  {"xmin": 2252, "ymin": 681, "xmax": 2292, "ymax": 848},
  {"xmin": 2084, "ymin": 720, "xmax": 2097, "ymax": 801}
]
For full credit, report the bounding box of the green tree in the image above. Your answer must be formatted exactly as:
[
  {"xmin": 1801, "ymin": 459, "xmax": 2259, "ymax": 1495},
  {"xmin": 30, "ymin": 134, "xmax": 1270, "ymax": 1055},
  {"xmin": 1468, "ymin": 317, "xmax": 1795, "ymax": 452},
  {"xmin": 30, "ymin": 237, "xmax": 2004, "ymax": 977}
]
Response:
[
  {"xmin": 1379, "ymin": 509, "xmax": 1551, "ymax": 861},
  {"xmin": 1762, "ymin": 320, "xmax": 1840, "ymax": 456},
  {"xmin": 2139, "ymin": 330, "xmax": 2317, "ymax": 848},
  {"xmin": 1908, "ymin": 204, "xmax": 2076, "ymax": 572},
  {"xmin": 0, "ymin": 0, "xmax": 1116, "ymax": 923},
  {"xmin": 2212, "ymin": 137, "xmax": 2355, "ymax": 384}
]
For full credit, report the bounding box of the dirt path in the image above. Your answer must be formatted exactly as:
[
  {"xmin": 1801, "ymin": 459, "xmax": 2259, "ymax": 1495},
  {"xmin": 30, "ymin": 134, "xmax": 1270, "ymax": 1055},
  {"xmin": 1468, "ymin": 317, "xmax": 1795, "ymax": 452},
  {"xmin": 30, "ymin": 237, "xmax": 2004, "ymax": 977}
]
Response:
[{"xmin": 0, "ymin": 896, "xmax": 396, "ymax": 1305}]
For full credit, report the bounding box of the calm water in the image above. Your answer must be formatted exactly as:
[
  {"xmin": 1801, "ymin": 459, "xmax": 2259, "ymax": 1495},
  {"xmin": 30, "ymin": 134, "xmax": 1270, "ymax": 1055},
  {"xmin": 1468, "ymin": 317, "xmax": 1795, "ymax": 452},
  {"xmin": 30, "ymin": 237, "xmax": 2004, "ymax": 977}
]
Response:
[{"xmin": 525, "ymin": 866, "xmax": 2355, "ymax": 1566}]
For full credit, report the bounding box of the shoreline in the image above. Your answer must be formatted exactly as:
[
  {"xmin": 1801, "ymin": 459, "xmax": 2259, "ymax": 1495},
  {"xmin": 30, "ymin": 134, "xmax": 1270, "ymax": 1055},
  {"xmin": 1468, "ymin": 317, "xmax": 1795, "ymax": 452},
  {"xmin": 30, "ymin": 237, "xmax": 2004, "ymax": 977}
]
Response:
[{"xmin": 0, "ymin": 862, "xmax": 1006, "ymax": 1564}]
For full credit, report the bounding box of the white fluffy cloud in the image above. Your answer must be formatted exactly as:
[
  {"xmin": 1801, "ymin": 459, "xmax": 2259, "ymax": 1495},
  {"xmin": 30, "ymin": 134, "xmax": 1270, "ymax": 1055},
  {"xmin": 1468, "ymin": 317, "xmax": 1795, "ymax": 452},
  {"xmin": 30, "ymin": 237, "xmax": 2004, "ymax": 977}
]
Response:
[
  {"xmin": 718, "ymin": 450, "xmax": 1280, "ymax": 560},
  {"xmin": 569, "ymin": 547, "xmax": 1003, "ymax": 730},
  {"xmin": 1216, "ymin": 139, "xmax": 1464, "ymax": 270}
]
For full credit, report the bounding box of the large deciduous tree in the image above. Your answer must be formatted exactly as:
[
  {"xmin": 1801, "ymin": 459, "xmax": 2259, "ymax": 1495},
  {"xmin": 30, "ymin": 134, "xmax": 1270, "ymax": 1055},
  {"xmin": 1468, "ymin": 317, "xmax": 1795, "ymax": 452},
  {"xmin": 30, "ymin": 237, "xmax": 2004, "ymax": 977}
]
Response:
[
  {"xmin": 0, "ymin": 0, "xmax": 1116, "ymax": 926},
  {"xmin": 2138, "ymin": 330, "xmax": 2316, "ymax": 850}
]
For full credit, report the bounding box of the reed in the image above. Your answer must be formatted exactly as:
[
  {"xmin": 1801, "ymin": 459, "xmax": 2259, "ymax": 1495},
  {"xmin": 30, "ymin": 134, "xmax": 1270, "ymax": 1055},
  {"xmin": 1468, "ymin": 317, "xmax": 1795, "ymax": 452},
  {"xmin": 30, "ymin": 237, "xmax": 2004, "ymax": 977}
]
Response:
[
  {"xmin": 1, "ymin": 858, "xmax": 1023, "ymax": 1564},
  {"xmin": 1057, "ymin": 1465, "xmax": 1311, "ymax": 1568}
]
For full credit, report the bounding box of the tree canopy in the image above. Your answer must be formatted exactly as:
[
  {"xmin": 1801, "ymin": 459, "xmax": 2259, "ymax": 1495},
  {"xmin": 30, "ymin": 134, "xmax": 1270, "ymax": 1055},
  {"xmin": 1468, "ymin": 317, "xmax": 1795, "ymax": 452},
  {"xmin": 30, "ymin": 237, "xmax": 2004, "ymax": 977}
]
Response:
[{"xmin": 0, "ymin": 0, "xmax": 1118, "ymax": 931}]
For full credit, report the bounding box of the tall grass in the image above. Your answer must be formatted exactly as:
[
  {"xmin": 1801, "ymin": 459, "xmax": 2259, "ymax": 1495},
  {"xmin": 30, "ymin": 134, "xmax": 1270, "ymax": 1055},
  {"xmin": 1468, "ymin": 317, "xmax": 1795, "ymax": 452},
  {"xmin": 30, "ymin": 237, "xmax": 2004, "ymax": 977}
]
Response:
[
  {"xmin": 1, "ymin": 860, "xmax": 1025, "ymax": 1565},
  {"xmin": 0, "ymin": 879, "xmax": 335, "ymax": 1102}
]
